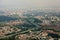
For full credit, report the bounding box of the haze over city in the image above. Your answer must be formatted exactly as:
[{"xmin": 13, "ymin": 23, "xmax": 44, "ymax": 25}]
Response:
[
  {"xmin": 0, "ymin": 0, "xmax": 60, "ymax": 9},
  {"xmin": 0, "ymin": 0, "xmax": 60, "ymax": 40}
]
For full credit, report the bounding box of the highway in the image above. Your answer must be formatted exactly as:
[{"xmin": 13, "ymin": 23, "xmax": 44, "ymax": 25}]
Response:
[{"xmin": 0, "ymin": 17, "xmax": 42, "ymax": 39}]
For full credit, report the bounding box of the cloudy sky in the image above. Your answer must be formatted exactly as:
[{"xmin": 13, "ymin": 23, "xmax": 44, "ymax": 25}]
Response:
[{"xmin": 0, "ymin": 0, "xmax": 60, "ymax": 9}]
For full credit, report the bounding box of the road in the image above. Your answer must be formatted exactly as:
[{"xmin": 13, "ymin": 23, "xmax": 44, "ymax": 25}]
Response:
[{"xmin": 0, "ymin": 17, "xmax": 42, "ymax": 39}]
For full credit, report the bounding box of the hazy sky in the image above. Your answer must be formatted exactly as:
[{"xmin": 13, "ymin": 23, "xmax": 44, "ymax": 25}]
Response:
[{"xmin": 0, "ymin": 0, "xmax": 60, "ymax": 9}]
